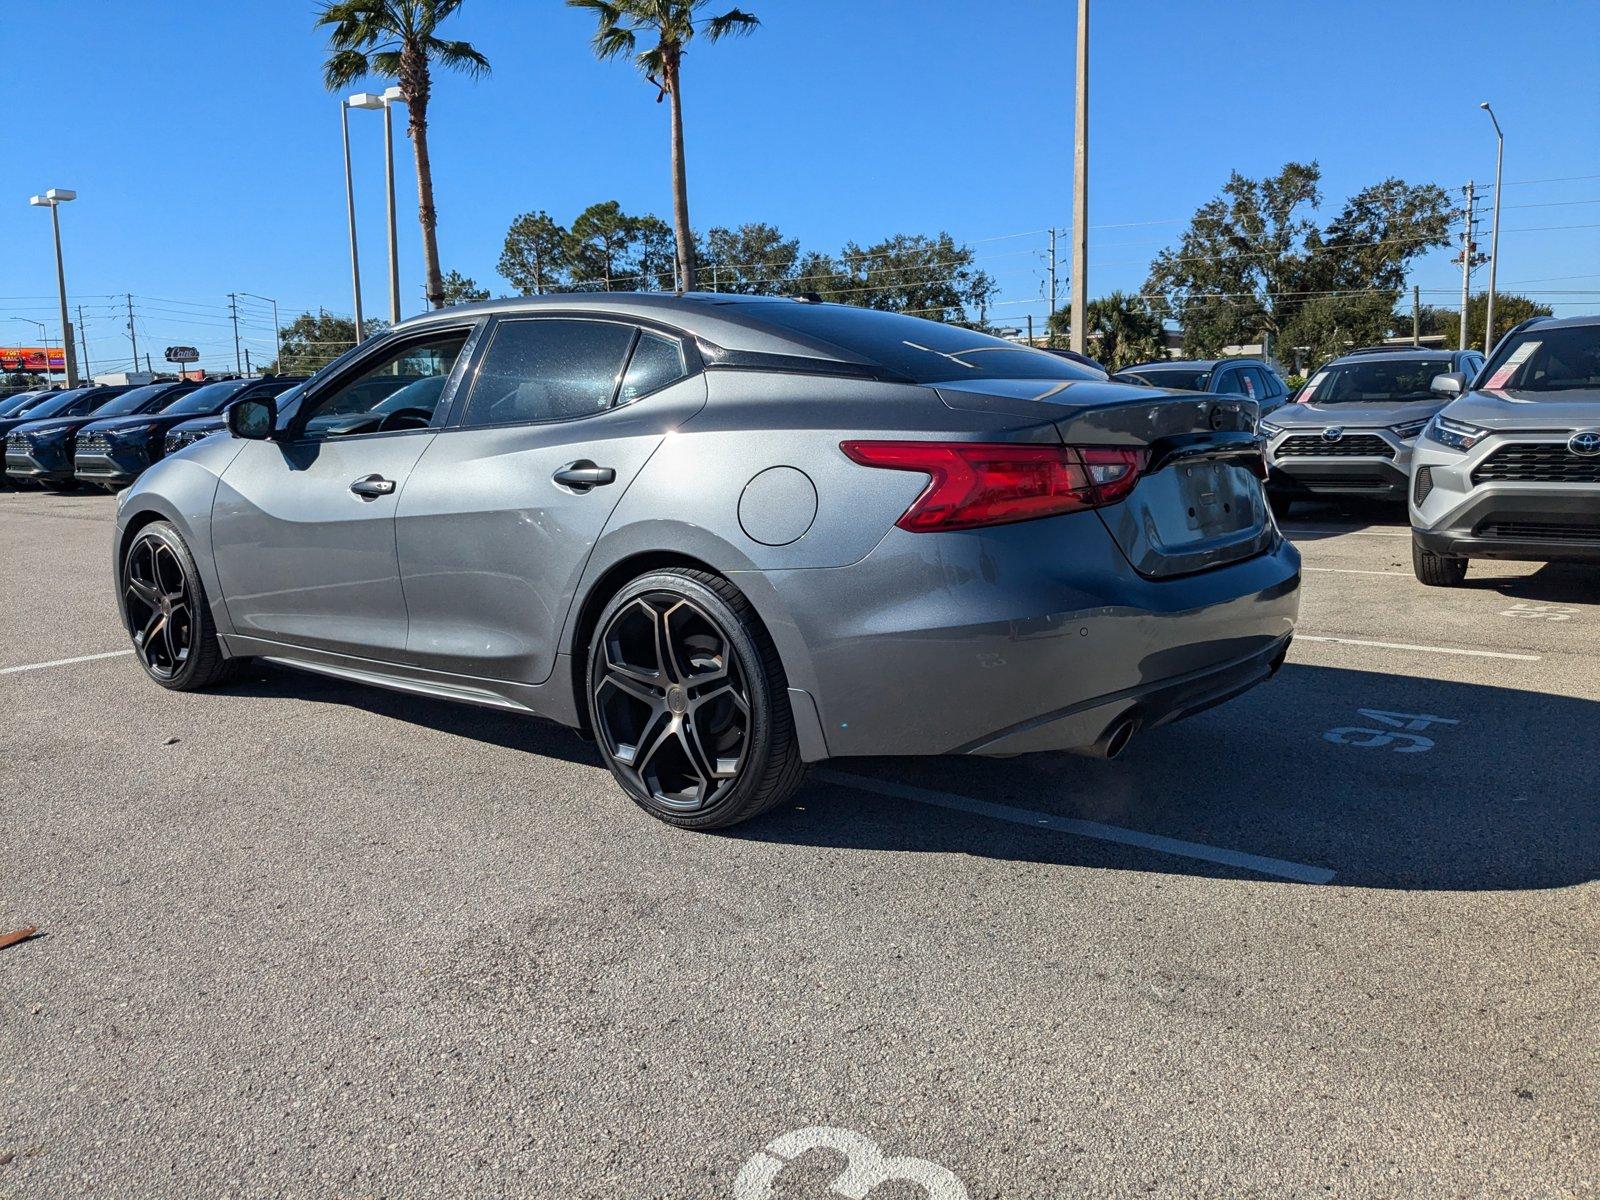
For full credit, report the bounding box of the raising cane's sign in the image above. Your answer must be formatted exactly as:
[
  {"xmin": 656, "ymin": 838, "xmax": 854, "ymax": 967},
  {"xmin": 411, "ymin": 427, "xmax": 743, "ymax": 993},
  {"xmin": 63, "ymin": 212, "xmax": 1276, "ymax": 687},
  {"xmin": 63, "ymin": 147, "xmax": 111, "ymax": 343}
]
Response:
[{"xmin": 0, "ymin": 346, "xmax": 64, "ymax": 373}]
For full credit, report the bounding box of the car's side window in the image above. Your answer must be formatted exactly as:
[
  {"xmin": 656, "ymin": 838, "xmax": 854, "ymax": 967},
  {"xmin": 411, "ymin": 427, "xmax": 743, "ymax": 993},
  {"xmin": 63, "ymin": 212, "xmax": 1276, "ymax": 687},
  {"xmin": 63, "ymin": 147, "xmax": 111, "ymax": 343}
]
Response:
[
  {"xmin": 1214, "ymin": 369, "xmax": 1249, "ymax": 397},
  {"xmin": 458, "ymin": 318, "xmax": 637, "ymax": 428},
  {"xmin": 296, "ymin": 330, "xmax": 470, "ymax": 439},
  {"xmin": 617, "ymin": 331, "xmax": 688, "ymax": 405}
]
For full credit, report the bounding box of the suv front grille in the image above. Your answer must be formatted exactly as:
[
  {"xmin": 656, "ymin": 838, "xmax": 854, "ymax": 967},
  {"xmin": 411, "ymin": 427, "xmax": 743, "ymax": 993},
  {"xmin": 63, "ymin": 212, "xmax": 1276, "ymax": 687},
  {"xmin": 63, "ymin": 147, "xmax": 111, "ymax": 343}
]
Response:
[
  {"xmin": 77, "ymin": 433, "xmax": 110, "ymax": 454},
  {"xmin": 1477, "ymin": 518, "xmax": 1600, "ymax": 542},
  {"xmin": 5, "ymin": 433, "xmax": 29, "ymax": 453},
  {"xmin": 1277, "ymin": 433, "xmax": 1395, "ymax": 459},
  {"xmin": 1472, "ymin": 443, "xmax": 1600, "ymax": 485}
]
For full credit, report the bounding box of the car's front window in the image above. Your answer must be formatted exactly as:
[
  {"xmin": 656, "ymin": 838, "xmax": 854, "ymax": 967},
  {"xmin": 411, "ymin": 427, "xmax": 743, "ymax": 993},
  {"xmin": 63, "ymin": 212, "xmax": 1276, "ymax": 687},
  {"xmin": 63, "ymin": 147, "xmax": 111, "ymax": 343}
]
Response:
[
  {"xmin": 19, "ymin": 390, "xmax": 88, "ymax": 419},
  {"xmin": 298, "ymin": 331, "xmax": 468, "ymax": 436},
  {"xmin": 1481, "ymin": 325, "xmax": 1600, "ymax": 394},
  {"xmin": 1301, "ymin": 360, "xmax": 1451, "ymax": 404},
  {"xmin": 93, "ymin": 386, "xmax": 177, "ymax": 417}
]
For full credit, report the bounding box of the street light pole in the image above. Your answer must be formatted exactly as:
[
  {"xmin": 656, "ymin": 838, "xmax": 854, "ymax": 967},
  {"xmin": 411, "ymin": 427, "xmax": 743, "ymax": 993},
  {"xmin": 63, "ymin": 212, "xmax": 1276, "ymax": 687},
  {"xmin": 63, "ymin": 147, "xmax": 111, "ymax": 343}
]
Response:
[
  {"xmin": 1069, "ymin": 0, "xmax": 1089, "ymax": 355},
  {"xmin": 381, "ymin": 86, "xmax": 405, "ymax": 325},
  {"xmin": 341, "ymin": 97, "xmax": 367, "ymax": 336},
  {"xmin": 238, "ymin": 292, "xmax": 282, "ymax": 371},
  {"xmin": 28, "ymin": 188, "xmax": 80, "ymax": 387},
  {"xmin": 1479, "ymin": 102, "xmax": 1504, "ymax": 355}
]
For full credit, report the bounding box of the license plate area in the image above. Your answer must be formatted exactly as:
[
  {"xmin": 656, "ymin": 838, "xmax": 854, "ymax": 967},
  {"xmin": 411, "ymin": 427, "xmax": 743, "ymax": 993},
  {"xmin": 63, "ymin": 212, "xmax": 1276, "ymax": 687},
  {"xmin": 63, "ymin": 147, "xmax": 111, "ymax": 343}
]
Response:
[{"xmin": 1098, "ymin": 455, "xmax": 1273, "ymax": 578}]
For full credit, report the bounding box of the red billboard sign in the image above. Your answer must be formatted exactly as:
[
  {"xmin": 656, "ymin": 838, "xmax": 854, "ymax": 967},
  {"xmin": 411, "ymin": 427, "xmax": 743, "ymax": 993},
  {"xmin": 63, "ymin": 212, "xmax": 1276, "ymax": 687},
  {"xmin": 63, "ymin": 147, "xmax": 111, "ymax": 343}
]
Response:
[{"xmin": 0, "ymin": 346, "xmax": 64, "ymax": 373}]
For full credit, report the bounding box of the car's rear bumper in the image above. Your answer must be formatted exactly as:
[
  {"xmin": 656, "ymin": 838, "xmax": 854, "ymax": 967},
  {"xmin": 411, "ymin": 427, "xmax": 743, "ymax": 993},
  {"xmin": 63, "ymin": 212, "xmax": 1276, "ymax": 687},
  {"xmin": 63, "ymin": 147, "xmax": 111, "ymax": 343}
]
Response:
[{"xmin": 743, "ymin": 510, "xmax": 1301, "ymax": 759}]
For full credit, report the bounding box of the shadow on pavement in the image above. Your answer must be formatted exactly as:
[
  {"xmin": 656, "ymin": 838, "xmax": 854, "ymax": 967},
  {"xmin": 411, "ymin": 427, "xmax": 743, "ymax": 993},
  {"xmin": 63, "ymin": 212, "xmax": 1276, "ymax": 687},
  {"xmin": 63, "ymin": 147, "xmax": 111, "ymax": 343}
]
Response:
[{"xmin": 222, "ymin": 658, "xmax": 1598, "ymax": 893}]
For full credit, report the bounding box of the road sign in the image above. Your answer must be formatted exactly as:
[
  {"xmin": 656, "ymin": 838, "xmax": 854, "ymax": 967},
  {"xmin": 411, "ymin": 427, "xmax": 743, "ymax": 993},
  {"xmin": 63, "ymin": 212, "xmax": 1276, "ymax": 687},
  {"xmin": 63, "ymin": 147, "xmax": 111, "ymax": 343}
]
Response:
[{"xmin": 164, "ymin": 345, "xmax": 199, "ymax": 364}]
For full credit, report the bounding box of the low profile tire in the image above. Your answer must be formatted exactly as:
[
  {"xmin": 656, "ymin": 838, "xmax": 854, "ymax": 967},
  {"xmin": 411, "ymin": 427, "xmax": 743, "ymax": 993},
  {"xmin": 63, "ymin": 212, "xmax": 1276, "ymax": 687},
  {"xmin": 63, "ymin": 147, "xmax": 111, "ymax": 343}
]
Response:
[
  {"xmin": 586, "ymin": 568, "xmax": 806, "ymax": 830},
  {"xmin": 121, "ymin": 521, "xmax": 236, "ymax": 690},
  {"xmin": 1268, "ymin": 491, "xmax": 1294, "ymax": 519},
  {"xmin": 1412, "ymin": 535, "xmax": 1469, "ymax": 587}
]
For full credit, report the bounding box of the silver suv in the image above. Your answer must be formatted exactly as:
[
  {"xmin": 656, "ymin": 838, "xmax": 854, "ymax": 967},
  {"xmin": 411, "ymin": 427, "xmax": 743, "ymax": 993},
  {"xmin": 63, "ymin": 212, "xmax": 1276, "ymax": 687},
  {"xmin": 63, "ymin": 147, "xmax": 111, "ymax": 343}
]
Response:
[
  {"xmin": 1258, "ymin": 347, "xmax": 1486, "ymax": 517},
  {"xmin": 1410, "ymin": 314, "xmax": 1600, "ymax": 585}
]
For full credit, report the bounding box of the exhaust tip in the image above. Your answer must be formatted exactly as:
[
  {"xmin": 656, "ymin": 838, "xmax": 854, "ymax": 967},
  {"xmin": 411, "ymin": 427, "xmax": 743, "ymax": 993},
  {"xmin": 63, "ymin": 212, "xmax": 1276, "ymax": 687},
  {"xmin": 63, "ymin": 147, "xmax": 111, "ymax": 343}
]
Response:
[{"xmin": 1102, "ymin": 714, "xmax": 1138, "ymax": 760}]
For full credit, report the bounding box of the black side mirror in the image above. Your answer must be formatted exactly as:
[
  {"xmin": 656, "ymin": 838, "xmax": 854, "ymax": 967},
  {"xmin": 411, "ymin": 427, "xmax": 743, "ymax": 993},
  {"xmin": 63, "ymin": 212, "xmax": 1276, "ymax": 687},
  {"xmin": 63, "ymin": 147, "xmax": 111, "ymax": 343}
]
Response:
[
  {"xmin": 1430, "ymin": 371, "xmax": 1467, "ymax": 398},
  {"xmin": 226, "ymin": 395, "xmax": 277, "ymax": 440}
]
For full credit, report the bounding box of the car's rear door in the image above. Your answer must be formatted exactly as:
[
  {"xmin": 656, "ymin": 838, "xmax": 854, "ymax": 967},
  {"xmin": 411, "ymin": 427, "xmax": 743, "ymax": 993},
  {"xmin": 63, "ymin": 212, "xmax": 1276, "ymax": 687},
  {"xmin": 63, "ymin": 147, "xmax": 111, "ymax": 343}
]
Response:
[
  {"xmin": 210, "ymin": 323, "xmax": 478, "ymax": 660},
  {"xmin": 395, "ymin": 314, "xmax": 706, "ymax": 685}
]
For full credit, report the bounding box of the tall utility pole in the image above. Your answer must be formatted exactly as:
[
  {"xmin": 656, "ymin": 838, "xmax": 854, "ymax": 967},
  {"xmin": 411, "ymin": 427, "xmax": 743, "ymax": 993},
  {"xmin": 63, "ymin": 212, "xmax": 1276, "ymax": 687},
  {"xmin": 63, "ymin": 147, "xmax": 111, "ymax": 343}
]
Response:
[
  {"xmin": 382, "ymin": 86, "xmax": 404, "ymax": 325},
  {"xmin": 125, "ymin": 294, "xmax": 139, "ymax": 372},
  {"xmin": 1047, "ymin": 228, "xmax": 1058, "ymax": 345},
  {"xmin": 227, "ymin": 293, "xmax": 243, "ymax": 374},
  {"xmin": 1412, "ymin": 284, "xmax": 1420, "ymax": 346},
  {"xmin": 1069, "ymin": 0, "xmax": 1090, "ymax": 355},
  {"xmin": 1479, "ymin": 102, "xmax": 1504, "ymax": 354},
  {"xmin": 1458, "ymin": 181, "xmax": 1476, "ymax": 351},
  {"xmin": 75, "ymin": 304, "xmax": 91, "ymax": 379},
  {"xmin": 238, "ymin": 293, "xmax": 282, "ymax": 371}
]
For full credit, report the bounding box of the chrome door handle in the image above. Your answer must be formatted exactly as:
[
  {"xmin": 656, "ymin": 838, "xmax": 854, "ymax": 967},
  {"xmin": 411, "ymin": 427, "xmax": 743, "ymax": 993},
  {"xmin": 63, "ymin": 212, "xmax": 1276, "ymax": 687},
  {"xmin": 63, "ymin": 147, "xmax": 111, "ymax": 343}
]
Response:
[
  {"xmin": 350, "ymin": 474, "xmax": 396, "ymax": 499},
  {"xmin": 552, "ymin": 461, "xmax": 616, "ymax": 492}
]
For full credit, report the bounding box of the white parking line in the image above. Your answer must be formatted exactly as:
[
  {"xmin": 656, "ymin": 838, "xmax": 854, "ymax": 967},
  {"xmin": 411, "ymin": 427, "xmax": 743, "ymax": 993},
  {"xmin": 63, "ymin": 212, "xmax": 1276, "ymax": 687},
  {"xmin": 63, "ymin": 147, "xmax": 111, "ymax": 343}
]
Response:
[
  {"xmin": 1296, "ymin": 635, "xmax": 1539, "ymax": 661},
  {"xmin": 816, "ymin": 770, "xmax": 1336, "ymax": 885},
  {"xmin": 0, "ymin": 649, "xmax": 133, "ymax": 675},
  {"xmin": 1303, "ymin": 567, "xmax": 1411, "ymax": 577}
]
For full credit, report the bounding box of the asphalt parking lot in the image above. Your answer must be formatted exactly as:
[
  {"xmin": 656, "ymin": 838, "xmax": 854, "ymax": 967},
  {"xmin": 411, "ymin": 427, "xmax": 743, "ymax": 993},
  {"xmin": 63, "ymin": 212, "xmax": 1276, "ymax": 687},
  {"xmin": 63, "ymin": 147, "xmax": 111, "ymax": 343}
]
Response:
[{"xmin": 2, "ymin": 488, "xmax": 1596, "ymax": 1199}]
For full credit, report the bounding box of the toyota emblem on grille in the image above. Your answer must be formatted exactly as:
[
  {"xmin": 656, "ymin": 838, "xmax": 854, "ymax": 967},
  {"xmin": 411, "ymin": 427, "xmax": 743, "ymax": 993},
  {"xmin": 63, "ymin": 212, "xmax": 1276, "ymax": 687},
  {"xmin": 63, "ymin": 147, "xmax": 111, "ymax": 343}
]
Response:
[
  {"xmin": 1322, "ymin": 427, "xmax": 1345, "ymax": 442},
  {"xmin": 1569, "ymin": 430, "xmax": 1600, "ymax": 457}
]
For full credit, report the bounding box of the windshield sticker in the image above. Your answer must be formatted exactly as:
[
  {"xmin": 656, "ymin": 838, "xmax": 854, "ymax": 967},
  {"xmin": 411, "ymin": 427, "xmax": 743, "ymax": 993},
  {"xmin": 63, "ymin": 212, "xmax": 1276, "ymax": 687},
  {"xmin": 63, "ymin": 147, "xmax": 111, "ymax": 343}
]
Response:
[
  {"xmin": 1299, "ymin": 372, "xmax": 1327, "ymax": 402},
  {"xmin": 1485, "ymin": 340, "xmax": 1540, "ymax": 390}
]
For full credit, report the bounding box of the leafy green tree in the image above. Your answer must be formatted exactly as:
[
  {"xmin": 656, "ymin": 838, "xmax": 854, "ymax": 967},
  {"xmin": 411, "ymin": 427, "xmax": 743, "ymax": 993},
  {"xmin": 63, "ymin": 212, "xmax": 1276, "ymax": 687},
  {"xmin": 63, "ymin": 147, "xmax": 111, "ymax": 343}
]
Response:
[
  {"xmin": 272, "ymin": 311, "xmax": 389, "ymax": 375},
  {"xmin": 498, "ymin": 210, "xmax": 571, "ymax": 295},
  {"xmin": 440, "ymin": 270, "xmax": 491, "ymax": 305},
  {"xmin": 567, "ymin": 201, "xmax": 643, "ymax": 290},
  {"xmin": 1452, "ymin": 292, "xmax": 1554, "ymax": 353},
  {"xmin": 2, "ymin": 372, "xmax": 45, "ymax": 391},
  {"xmin": 632, "ymin": 214, "xmax": 679, "ymax": 291},
  {"xmin": 704, "ymin": 222, "xmax": 800, "ymax": 293},
  {"xmin": 1050, "ymin": 291, "xmax": 1166, "ymax": 370},
  {"xmin": 1279, "ymin": 291, "xmax": 1401, "ymax": 368},
  {"xmin": 317, "ymin": 0, "xmax": 490, "ymax": 309},
  {"xmin": 811, "ymin": 233, "xmax": 995, "ymax": 324},
  {"xmin": 1144, "ymin": 162, "xmax": 1453, "ymax": 356},
  {"xmin": 567, "ymin": 0, "xmax": 759, "ymax": 291}
]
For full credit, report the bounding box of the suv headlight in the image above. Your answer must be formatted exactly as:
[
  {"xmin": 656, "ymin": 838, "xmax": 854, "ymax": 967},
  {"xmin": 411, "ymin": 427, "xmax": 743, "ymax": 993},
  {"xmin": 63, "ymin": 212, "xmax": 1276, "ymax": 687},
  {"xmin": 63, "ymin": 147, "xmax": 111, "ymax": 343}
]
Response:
[
  {"xmin": 1424, "ymin": 414, "xmax": 1488, "ymax": 452},
  {"xmin": 1258, "ymin": 418, "xmax": 1284, "ymax": 437},
  {"xmin": 1390, "ymin": 418, "xmax": 1429, "ymax": 440}
]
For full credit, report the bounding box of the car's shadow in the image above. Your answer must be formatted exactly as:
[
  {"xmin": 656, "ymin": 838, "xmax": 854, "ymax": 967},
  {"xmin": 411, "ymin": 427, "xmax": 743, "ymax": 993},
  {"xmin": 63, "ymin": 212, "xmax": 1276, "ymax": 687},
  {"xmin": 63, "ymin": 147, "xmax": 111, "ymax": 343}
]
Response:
[
  {"xmin": 226, "ymin": 660, "xmax": 1599, "ymax": 894},
  {"xmin": 1276, "ymin": 496, "xmax": 1409, "ymax": 540}
]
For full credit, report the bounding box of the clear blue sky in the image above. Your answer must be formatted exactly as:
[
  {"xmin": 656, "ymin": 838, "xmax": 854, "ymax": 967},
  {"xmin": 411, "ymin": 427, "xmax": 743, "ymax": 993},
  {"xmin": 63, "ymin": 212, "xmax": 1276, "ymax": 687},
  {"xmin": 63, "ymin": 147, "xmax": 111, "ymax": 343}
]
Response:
[{"xmin": 3, "ymin": 0, "xmax": 1597, "ymax": 375}]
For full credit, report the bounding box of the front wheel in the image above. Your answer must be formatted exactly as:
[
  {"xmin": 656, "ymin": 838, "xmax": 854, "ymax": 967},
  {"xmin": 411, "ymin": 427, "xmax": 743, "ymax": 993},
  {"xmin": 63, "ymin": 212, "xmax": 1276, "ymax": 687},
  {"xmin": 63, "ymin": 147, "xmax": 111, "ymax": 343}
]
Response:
[
  {"xmin": 121, "ymin": 521, "xmax": 237, "ymax": 689},
  {"xmin": 1412, "ymin": 535, "xmax": 1469, "ymax": 587},
  {"xmin": 586, "ymin": 568, "xmax": 806, "ymax": 830}
]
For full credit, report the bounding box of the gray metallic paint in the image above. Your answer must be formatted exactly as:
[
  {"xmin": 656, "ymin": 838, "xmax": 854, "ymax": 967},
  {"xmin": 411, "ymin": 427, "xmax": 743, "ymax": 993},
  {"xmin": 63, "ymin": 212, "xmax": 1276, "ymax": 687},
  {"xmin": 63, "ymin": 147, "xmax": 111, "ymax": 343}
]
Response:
[{"xmin": 116, "ymin": 294, "xmax": 1300, "ymax": 768}]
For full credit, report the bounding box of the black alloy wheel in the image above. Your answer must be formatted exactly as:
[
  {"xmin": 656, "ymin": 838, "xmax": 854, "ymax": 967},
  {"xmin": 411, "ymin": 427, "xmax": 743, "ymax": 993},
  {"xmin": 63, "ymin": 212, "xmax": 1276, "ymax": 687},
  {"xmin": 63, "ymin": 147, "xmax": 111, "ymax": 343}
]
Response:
[
  {"xmin": 121, "ymin": 521, "xmax": 235, "ymax": 689},
  {"xmin": 587, "ymin": 569, "xmax": 804, "ymax": 829}
]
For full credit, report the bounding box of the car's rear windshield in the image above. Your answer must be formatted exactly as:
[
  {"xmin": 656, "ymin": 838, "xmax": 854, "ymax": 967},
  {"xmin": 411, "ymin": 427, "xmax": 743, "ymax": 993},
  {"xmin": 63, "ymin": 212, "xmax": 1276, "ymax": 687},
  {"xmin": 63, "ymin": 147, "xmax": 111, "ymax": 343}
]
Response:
[
  {"xmin": 1118, "ymin": 368, "xmax": 1209, "ymax": 391},
  {"xmin": 1480, "ymin": 324, "xmax": 1600, "ymax": 394},
  {"xmin": 1302, "ymin": 358, "xmax": 1452, "ymax": 404},
  {"xmin": 160, "ymin": 380, "xmax": 251, "ymax": 416},
  {"xmin": 744, "ymin": 303, "xmax": 1104, "ymax": 384}
]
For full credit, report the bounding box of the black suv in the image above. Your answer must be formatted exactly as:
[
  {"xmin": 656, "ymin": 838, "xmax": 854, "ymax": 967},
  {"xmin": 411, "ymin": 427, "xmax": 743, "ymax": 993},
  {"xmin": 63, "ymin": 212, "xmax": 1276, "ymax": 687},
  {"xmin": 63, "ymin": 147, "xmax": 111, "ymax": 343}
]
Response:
[
  {"xmin": 1114, "ymin": 357, "xmax": 1293, "ymax": 417},
  {"xmin": 5, "ymin": 381, "xmax": 197, "ymax": 489},
  {"xmin": 74, "ymin": 376, "xmax": 303, "ymax": 489}
]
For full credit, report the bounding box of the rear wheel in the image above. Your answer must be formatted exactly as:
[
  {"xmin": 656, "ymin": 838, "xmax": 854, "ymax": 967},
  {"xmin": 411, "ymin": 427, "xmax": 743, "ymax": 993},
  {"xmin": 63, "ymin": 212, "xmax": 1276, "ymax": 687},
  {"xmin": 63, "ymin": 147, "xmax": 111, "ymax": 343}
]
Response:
[
  {"xmin": 1412, "ymin": 535, "xmax": 1469, "ymax": 587},
  {"xmin": 122, "ymin": 521, "xmax": 236, "ymax": 689},
  {"xmin": 586, "ymin": 568, "xmax": 805, "ymax": 830}
]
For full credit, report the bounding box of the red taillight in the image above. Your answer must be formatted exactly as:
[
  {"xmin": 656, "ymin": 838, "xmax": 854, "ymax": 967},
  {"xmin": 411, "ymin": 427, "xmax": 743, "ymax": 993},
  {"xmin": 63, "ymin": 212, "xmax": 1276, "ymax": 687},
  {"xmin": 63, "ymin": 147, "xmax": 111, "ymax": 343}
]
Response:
[{"xmin": 840, "ymin": 440, "xmax": 1147, "ymax": 532}]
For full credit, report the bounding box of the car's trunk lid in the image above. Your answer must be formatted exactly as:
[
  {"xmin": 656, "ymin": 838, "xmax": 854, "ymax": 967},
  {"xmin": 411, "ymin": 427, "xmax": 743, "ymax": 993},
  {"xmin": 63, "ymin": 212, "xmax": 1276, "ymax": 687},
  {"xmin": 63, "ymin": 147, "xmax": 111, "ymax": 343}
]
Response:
[{"xmin": 936, "ymin": 377, "xmax": 1275, "ymax": 578}]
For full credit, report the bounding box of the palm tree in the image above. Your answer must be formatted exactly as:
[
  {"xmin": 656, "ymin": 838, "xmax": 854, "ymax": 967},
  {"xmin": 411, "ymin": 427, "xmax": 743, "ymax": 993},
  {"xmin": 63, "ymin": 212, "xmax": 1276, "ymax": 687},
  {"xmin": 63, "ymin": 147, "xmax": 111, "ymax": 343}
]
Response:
[
  {"xmin": 568, "ymin": 0, "xmax": 758, "ymax": 292},
  {"xmin": 316, "ymin": 0, "xmax": 490, "ymax": 310}
]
